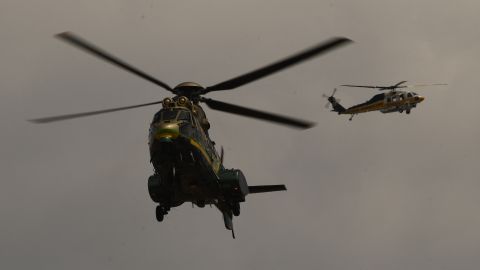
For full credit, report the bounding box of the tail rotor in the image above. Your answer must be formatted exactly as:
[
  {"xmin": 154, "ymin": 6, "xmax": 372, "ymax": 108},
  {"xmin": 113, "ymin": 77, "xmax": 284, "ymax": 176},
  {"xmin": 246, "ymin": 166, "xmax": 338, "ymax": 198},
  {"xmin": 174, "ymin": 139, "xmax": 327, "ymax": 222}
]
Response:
[
  {"xmin": 322, "ymin": 88, "xmax": 340, "ymax": 108},
  {"xmin": 323, "ymin": 88, "xmax": 346, "ymax": 114}
]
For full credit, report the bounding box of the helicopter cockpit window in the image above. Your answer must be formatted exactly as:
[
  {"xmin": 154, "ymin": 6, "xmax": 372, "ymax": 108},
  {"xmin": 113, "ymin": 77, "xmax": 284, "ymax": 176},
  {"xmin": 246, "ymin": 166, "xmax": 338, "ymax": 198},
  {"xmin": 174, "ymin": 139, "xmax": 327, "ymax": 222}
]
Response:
[
  {"xmin": 407, "ymin": 93, "xmax": 413, "ymax": 98},
  {"xmin": 152, "ymin": 112, "xmax": 161, "ymax": 123},
  {"xmin": 369, "ymin": 94, "xmax": 384, "ymax": 103},
  {"xmin": 177, "ymin": 111, "xmax": 191, "ymax": 122},
  {"xmin": 162, "ymin": 110, "xmax": 178, "ymax": 121}
]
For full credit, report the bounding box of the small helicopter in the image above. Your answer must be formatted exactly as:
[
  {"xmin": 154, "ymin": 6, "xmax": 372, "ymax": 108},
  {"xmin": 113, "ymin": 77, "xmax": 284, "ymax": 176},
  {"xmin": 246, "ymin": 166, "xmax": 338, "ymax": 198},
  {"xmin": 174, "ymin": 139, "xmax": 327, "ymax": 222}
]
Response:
[
  {"xmin": 323, "ymin": 81, "xmax": 446, "ymax": 120},
  {"xmin": 30, "ymin": 32, "xmax": 352, "ymax": 237}
]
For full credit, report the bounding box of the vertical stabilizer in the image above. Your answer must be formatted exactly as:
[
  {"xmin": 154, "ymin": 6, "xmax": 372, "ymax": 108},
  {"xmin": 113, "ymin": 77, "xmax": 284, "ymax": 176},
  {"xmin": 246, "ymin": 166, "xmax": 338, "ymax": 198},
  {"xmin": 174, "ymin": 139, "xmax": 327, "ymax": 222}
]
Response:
[
  {"xmin": 328, "ymin": 96, "xmax": 346, "ymax": 113},
  {"xmin": 323, "ymin": 88, "xmax": 346, "ymax": 114},
  {"xmin": 222, "ymin": 210, "xmax": 235, "ymax": 238}
]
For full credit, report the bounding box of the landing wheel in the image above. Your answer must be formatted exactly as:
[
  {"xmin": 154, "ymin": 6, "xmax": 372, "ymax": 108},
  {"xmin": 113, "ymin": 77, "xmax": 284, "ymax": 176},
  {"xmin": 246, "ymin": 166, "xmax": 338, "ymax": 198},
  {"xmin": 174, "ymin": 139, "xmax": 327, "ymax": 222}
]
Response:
[
  {"xmin": 406, "ymin": 109, "xmax": 411, "ymax": 114},
  {"xmin": 232, "ymin": 202, "xmax": 240, "ymax": 217},
  {"xmin": 155, "ymin": 205, "xmax": 165, "ymax": 222},
  {"xmin": 197, "ymin": 200, "xmax": 206, "ymax": 208}
]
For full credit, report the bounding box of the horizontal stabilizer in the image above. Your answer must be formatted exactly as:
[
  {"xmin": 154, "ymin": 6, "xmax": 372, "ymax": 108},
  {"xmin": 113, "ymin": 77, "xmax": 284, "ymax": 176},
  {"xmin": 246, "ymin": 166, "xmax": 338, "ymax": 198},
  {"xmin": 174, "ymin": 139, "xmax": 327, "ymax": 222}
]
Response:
[{"xmin": 248, "ymin": 185, "xmax": 287, "ymax": 194}]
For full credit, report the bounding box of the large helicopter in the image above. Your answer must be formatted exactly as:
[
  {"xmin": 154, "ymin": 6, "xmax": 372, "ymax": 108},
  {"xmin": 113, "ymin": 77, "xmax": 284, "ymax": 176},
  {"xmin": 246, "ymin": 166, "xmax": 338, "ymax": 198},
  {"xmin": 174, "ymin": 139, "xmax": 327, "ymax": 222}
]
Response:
[
  {"xmin": 30, "ymin": 32, "xmax": 352, "ymax": 238},
  {"xmin": 324, "ymin": 81, "xmax": 446, "ymax": 120}
]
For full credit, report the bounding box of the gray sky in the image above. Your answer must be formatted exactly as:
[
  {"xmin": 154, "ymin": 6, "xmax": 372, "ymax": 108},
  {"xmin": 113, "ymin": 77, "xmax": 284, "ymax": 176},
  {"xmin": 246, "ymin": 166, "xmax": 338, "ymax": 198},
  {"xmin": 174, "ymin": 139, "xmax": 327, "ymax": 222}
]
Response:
[{"xmin": 1, "ymin": 0, "xmax": 480, "ymax": 269}]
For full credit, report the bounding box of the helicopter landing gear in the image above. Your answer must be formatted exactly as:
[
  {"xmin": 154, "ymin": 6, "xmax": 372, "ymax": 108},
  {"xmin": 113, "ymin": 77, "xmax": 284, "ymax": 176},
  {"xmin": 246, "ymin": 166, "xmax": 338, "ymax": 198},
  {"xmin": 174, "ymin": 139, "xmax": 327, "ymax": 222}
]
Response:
[
  {"xmin": 349, "ymin": 114, "xmax": 355, "ymax": 121},
  {"xmin": 155, "ymin": 203, "xmax": 171, "ymax": 222},
  {"xmin": 196, "ymin": 200, "xmax": 206, "ymax": 208},
  {"xmin": 156, "ymin": 205, "xmax": 164, "ymax": 222},
  {"xmin": 406, "ymin": 109, "xmax": 411, "ymax": 114}
]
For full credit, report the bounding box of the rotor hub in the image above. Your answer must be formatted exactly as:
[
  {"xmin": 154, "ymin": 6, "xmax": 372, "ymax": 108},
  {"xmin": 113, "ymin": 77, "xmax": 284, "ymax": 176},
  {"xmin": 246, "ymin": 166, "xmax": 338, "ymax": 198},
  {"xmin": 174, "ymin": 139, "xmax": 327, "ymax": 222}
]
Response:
[{"xmin": 173, "ymin": 82, "xmax": 205, "ymax": 98}]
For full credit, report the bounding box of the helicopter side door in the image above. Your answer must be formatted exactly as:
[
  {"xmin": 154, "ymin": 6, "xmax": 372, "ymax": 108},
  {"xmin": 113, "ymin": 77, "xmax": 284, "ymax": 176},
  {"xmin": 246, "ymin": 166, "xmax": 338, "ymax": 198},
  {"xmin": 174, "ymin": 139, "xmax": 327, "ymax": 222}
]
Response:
[
  {"xmin": 385, "ymin": 94, "xmax": 392, "ymax": 105},
  {"xmin": 385, "ymin": 92, "xmax": 401, "ymax": 106}
]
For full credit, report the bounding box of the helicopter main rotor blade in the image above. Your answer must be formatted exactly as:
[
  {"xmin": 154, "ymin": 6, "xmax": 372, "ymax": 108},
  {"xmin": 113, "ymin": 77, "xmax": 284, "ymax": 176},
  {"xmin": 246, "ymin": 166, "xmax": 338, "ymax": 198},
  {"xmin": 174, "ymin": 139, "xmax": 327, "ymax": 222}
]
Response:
[
  {"xmin": 403, "ymin": 83, "xmax": 448, "ymax": 88},
  {"xmin": 340, "ymin": 84, "xmax": 384, "ymax": 89},
  {"xmin": 29, "ymin": 100, "xmax": 163, "ymax": 123},
  {"xmin": 201, "ymin": 98, "xmax": 315, "ymax": 129},
  {"xmin": 342, "ymin": 82, "xmax": 447, "ymax": 90},
  {"xmin": 391, "ymin": 80, "xmax": 408, "ymax": 88},
  {"xmin": 342, "ymin": 81, "xmax": 407, "ymax": 90},
  {"xmin": 56, "ymin": 32, "xmax": 173, "ymax": 92},
  {"xmin": 205, "ymin": 37, "xmax": 352, "ymax": 92}
]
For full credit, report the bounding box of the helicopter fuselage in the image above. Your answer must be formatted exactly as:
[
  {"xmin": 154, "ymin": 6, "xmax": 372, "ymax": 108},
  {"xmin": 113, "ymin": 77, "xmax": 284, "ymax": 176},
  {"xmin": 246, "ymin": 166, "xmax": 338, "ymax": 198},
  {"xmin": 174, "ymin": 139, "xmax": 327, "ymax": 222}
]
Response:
[
  {"xmin": 146, "ymin": 96, "xmax": 251, "ymax": 234},
  {"xmin": 148, "ymin": 103, "xmax": 222, "ymax": 204},
  {"xmin": 330, "ymin": 90, "xmax": 425, "ymax": 117}
]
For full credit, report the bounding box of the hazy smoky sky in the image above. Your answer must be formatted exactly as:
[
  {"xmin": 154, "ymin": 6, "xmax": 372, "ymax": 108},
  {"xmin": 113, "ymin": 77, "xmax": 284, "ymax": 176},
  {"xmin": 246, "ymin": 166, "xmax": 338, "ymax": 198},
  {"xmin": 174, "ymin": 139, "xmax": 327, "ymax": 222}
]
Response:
[{"xmin": 1, "ymin": 1, "xmax": 480, "ymax": 269}]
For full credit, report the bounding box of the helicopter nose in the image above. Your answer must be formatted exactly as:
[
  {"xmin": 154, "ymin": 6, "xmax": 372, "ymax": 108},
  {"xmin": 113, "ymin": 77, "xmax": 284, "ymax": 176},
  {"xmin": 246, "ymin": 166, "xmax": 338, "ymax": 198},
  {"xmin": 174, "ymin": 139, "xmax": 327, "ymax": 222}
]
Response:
[
  {"xmin": 415, "ymin": 95, "xmax": 425, "ymax": 103},
  {"xmin": 151, "ymin": 123, "xmax": 180, "ymax": 142}
]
